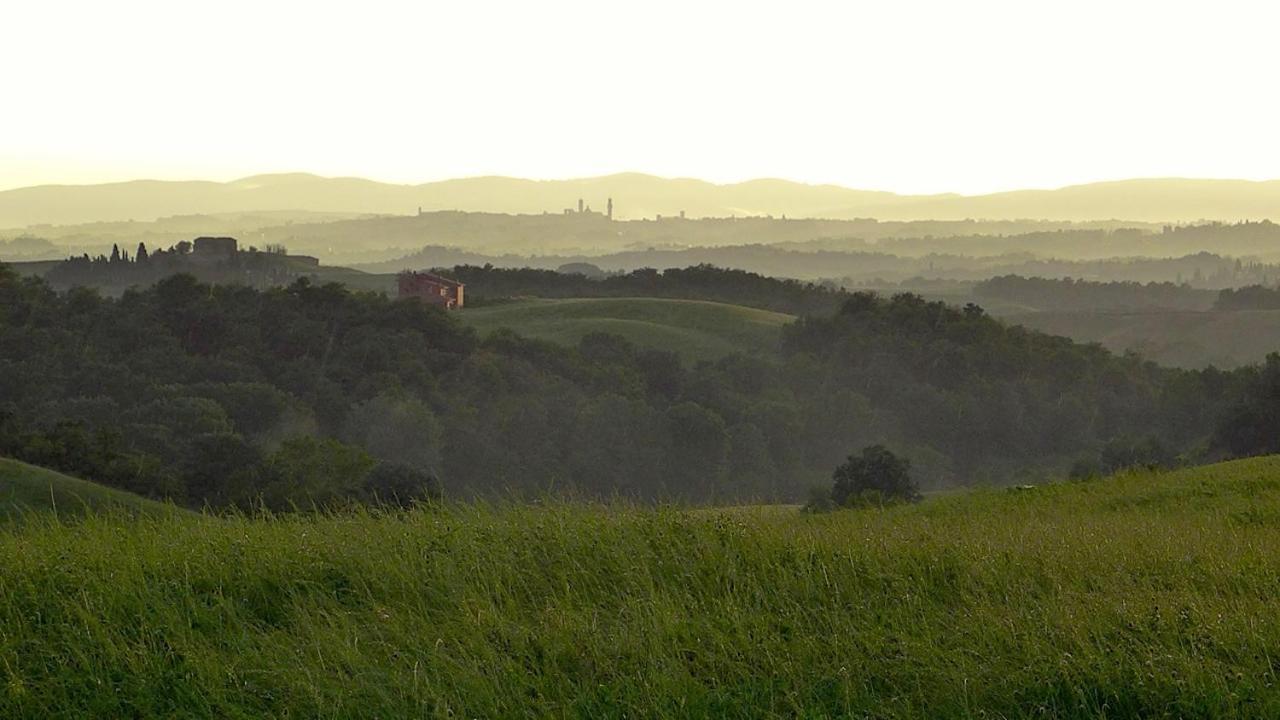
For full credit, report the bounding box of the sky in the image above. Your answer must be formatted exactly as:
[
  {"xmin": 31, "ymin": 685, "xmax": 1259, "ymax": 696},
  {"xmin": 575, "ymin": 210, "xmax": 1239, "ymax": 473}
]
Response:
[{"xmin": 5, "ymin": 0, "xmax": 1280, "ymax": 195}]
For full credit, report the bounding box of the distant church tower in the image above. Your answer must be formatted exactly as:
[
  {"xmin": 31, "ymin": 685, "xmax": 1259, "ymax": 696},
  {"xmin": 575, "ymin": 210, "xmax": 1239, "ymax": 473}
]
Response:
[
  {"xmin": 577, "ymin": 198, "xmax": 584, "ymax": 213},
  {"xmin": 607, "ymin": 197, "xmax": 613, "ymax": 220}
]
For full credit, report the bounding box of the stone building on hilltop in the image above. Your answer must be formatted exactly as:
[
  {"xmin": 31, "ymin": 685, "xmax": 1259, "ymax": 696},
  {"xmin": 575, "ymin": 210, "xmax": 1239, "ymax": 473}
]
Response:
[{"xmin": 397, "ymin": 271, "xmax": 465, "ymax": 309}]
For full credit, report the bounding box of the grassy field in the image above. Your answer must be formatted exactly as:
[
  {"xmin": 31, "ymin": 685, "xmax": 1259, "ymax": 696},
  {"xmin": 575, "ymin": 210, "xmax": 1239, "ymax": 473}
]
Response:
[
  {"xmin": 459, "ymin": 297, "xmax": 794, "ymax": 361},
  {"xmin": 0, "ymin": 457, "xmax": 178, "ymax": 522},
  {"xmin": 6, "ymin": 457, "xmax": 1280, "ymax": 716}
]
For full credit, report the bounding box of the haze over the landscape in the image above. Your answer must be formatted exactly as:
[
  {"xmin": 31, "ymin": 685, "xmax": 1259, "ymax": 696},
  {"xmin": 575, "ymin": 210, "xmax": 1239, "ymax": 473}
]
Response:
[
  {"xmin": 12, "ymin": 174, "xmax": 1280, "ymax": 227},
  {"xmin": 7, "ymin": 0, "xmax": 1280, "ymax": 196}
]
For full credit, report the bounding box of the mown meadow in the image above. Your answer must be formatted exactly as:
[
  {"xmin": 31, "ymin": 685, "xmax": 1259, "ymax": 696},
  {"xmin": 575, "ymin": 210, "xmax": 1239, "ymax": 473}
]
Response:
[{"xmin": 6, "ymin": 457, "xmax": 1280, "ymax": 717}]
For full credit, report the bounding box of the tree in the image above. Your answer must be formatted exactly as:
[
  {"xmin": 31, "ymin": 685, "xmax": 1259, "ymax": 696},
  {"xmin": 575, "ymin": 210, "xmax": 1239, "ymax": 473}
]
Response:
[
  {"xmin": 180, "ymin": 432, "xmax": 264, "ymax": 507},
  {"xmin": 1215, "ymin": 353, "xmax": 1280, "ymax": 457},
  {"xmin": 726, "ymin": 422, "xmax": 777, "ymax": 499},
  {"xmin": 830, "ymin": 445, "xmax": 919, "ymax": 507},
  {"xmin": 664, "ymin": 402, "xmax": 729, "ymax": 501},
  {"xmin": 262, "ymin": 437, "xmax": 374, "ymax": 511},
  {"xmin": 1099, "ymin": 435, "xmax": 1176, "ymax": 474},
  {"xmin": 342, "ymin": 393, "xmax": 443, "ymax": 472}
]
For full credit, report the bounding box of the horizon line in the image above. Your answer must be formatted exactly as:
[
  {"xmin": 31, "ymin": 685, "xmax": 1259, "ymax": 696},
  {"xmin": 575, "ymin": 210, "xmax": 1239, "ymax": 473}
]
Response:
[{"xmin": 5, "ymin": 171, "xmax": 1280, "ymax": 198}]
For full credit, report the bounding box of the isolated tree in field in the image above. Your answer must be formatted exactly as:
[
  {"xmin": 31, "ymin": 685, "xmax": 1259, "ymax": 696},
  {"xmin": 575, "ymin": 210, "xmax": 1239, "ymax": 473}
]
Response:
[{"xmin": 830, "ymin": 445, "xmax": 920, "ymax": 507}]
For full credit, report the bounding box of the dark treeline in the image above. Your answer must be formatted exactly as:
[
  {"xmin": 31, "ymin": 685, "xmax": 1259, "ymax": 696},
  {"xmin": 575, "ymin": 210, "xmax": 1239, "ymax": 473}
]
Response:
[
  {"xmin": 848, "ymin": 221, "xmax": 1280, "ymax": 261},
  {"xmin": 1215, "ymin": 285, "xmax": 1280, "ymax": 311},
  {"xmin": 45, "ymin": 240, "xmax": 307, "ymax": 293},
  {"xmin": 367, "ymin": 244, "xmax": 1280, "ymax": 290},
  {"xmin": 975, "ymin": 275, "xmax": 1216, "ymax": 312},
  {"xmin": 447, "ymin": 263, "xmax": 849, "ymax": 316},
  {"xmin": 1215, "ymin": 354, "xmax": 1280, "ymax": 458},
  {"xmin": 0, "ymin": 262, "xmax": 1267, "ymax": 510},
  {"xmin": 783, "ymin": 294, "xmax": 1244, "ymax": 480},
  {"xmin": 1155, "ymin": 220, "xmax": 1280, "ymax": 258}
]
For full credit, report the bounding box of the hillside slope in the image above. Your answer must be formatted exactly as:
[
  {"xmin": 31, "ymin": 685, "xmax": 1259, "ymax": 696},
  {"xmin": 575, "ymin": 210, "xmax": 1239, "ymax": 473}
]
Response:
[
  {"xmin": 0, "ymin": 457, "xmax": 176, "ymax": 521},
  {"xmin": 6, "ymin": 458, "xmax": 1280, "ymax": 715},
  {"xmin": 460, "ymin": 297, "xmax": 794, "ymax": 361}
]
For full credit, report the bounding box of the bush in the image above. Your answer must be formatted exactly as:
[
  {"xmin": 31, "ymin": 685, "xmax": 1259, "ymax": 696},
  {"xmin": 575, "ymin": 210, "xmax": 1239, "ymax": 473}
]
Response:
[
  {"xmin": 801, "ymin": 485, "xmax": 836, "ymax": 513},
  {"xmin": 1099, "ymin": 435, "xmax": 1177, "ymax": 474},
  {"xmin": 262, "ymin": 437, "xmax": 375, "ymax": 511},
  {"xmin": 830, "ymin": 445, "xmax": 920, "ymax": 507},
  {"xmin": 364, "ymin": 462, "xmax": 442, "ymax": 507},
  {"xmin": 1069, "ymin": 457, "xmax": 1101, "ymax": 481}
]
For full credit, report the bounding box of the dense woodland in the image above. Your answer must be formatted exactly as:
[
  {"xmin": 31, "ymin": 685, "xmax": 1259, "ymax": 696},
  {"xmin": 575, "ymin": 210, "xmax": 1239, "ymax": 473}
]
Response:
[
  {"xmin": 365, "ymin": 244, "xmax": 1280, "ymax": 288},
  {"xmin": 1215, "ymin": 285, "xmax": 1280, "ymax": 311},
  {"xmin": 974, "ymin": 275, "xmax": 1216, "ymax": 312},
  {"xmin": 0, "ymin": 262, "xmax": 1270, "ymax": 509},
  {"xmin": 854, "ymin": 221, "xmax": 1280, "ymax": 261}
]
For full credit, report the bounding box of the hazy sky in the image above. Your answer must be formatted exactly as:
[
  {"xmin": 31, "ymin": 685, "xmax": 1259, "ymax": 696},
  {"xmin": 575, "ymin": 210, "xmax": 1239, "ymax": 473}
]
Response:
[{"xmin": 5, "ymin": 0, "xmax": 1280, "ymax": 194}]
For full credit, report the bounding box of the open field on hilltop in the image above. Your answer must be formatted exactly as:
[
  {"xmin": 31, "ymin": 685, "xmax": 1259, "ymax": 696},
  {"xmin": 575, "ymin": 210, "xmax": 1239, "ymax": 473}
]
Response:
[
  {"xmin": 7, "ymin": 458, "xmax": 1280, "ymax": 716},
  {"xmin": 4, "ymin": 260, "xmax": 60, "ymax": 278},
  {"xmin": 459, "ymin": 297, "xmax": 795, "ymax": 361},
  {"xmin": 0, "ymin": 457, "xmax": 180, "ymax": 523},
  {"xmin": 1010, "ymin": 308, "xmax": 1280, "ymax": 368},
  {"xmin": 305, "ymin": 265, "xmax": 397, "ymax": 293}
]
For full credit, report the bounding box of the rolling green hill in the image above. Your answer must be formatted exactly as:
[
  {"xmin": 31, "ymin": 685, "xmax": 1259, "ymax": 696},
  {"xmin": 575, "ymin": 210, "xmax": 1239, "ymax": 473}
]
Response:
[
  {"xmin": 459, "ymin": 297, "xmax": 795, "ymax": 361},
  {"xmin": 6, "ymin": 457, "xmax": 1280, "ymax": 715},
  {"xmin": 0, "ymin": 458, "xmax": 177, "ymax": 522}
]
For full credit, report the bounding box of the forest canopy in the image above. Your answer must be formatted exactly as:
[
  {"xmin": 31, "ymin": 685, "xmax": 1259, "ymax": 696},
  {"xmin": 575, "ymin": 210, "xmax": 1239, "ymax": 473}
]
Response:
[{"xmin": 0, "ymin": 263, "xmax": 1260, "ymax": 509}]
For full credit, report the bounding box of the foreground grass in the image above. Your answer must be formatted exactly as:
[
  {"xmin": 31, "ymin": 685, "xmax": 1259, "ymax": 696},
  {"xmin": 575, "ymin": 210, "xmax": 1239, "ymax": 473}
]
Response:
[
  {"xmin": 6, "ymin": 459, "xmax": 1280, "ymax": 717},
  {"xmin": 460, "ymin": 297, "xmax": 794, "ymax": 361}
]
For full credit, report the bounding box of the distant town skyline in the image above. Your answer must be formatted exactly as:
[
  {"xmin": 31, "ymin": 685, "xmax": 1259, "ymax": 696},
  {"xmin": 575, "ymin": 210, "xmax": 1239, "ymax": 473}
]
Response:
[{"xmin": 7, "ymin": 0, "xmax": 1280, "ymax": 195}]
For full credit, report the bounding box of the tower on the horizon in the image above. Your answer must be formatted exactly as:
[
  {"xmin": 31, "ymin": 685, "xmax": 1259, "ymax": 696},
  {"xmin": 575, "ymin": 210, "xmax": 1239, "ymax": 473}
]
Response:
[
  {"xmin": 577, "ymin": 198, "xmax": 584, "ymax": 213},
  {"xmin": 607, "ymin": 197, "xmax": 613, "ymax": 220}
]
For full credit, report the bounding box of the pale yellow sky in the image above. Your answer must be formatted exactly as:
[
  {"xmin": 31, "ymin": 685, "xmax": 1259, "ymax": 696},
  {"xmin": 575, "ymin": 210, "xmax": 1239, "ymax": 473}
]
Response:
[{"xmin": 5, "ymin": 0, "xmax": 1280, "ymax": 194}]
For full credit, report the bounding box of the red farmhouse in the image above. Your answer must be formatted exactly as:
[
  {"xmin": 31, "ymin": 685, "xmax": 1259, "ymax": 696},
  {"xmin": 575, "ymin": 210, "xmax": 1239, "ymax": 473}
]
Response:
[{"xmin": 397, "ymin": 271, "xmax": 465, "ymax": 309}]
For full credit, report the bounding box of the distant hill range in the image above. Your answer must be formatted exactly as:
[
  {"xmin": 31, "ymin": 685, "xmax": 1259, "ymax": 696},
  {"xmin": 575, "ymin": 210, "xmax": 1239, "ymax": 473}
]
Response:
[{"xmin": 7, "ymin": 173, "xmax": 1280, "ymax": 227}]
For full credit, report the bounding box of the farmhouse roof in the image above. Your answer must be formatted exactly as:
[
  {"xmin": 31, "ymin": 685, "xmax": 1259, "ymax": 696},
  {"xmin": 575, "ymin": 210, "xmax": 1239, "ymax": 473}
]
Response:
[{"xmin": 402, "ymin": 270, "xmax": 464, "ymax": 287}]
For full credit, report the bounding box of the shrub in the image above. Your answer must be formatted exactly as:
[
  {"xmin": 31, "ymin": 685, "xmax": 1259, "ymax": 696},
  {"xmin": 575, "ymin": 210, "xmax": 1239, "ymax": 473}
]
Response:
[
  {"xmin": 830, "ymin": 445, "xmax": 920, "ymax": 507},
  {"xmin": 1069, "ymin": 457, "xmax": 1101, "ymax": 481},
  {"xmin": 364, "ymin": 462, "xmax": 442, "ymax": 507},
  {"xmin": 801, "ymin": 485, "xmax": 836, "ymax": 513}
]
